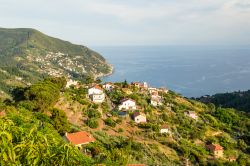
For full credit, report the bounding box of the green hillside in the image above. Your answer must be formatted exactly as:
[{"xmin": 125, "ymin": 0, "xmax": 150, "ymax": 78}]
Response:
[
  {"xmin": 195, "ymin": 90, "xmax": 250, "ymax": 113},
  {"xmin": 1, "ymin": 78, "xmax": 249, "ymax": 165},
  {"xmin": 0, "ymin": 28, "xmax": 112, "ymax": 98}
]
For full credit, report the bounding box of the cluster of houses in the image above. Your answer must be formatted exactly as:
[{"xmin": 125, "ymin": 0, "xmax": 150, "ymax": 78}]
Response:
[
  {"xmin": 84, "ymin": 81, "xmax": 170, "ymax": 124},
  {"xmin": 148, "ymin": 88, "xmax": 163, "ymax": 106},
  {"xmin": 67, "ymin": 80, "xmax": 200, "ymax": 126},
  {"xmin": 64, "ymin": 80, "xmax": 237, "ymax": 162}
]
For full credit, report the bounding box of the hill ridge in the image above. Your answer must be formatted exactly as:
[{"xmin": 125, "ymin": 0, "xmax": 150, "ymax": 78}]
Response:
[{"xmin": 0, "ymin": 27, "xmax": 112, "ymax": 98}]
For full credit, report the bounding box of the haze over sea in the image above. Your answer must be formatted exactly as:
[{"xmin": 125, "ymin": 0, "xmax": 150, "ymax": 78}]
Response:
[{"xmin": 94, "ymin": 46, "xmax": 250, "ymax": 97}]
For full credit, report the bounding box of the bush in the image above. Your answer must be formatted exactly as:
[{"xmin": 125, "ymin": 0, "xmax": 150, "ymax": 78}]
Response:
[
  {"xmin": 91, "ymin": 104, "xmax": 99, "ymax": 109},
  {"xmin": 118, "ymin": 128, "xmax": 124, "ymax": 132},
  {"xmin": 138, "ymin": 123, "xmax": 159, "ymax": 132},
  {"xmin": 86, "ymin": 118, "xmax": 99, "ymax": 129},
  {"xmin": 116, "ymin": 118, "xmax": 122, "ymax": 124},
  {"xmin": 86, "ymin": 109, "xmax": 101, "ymax": 119},
  {"xmin": 104, "ymin": 118, "xmax": 116, "ymax": 127}
]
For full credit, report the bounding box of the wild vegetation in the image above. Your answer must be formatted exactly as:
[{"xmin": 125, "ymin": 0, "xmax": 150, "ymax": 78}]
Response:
[
  {"xmin": 0, "ymin": 78, "xmax": 249, "ymax": 165},
  {"xmin": 195, "ymin": 90, "xmax": 250, "ymax": 113}
]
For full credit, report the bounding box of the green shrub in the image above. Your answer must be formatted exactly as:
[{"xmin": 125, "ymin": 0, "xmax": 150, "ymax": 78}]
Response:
[
  {"xmin": 104, "ymin": 118, "xmax": 116, "ymax": 127},
  {"xmin": 86, "ymin": 118, "xmax": 99, "ymax": 129},
  {"xmin": 86, "ymin": 109, "xmax": 101, "ymax": 118},
  {"xmin": 118, "ymin": 128, "xmax": 124, "ymax": 132}
]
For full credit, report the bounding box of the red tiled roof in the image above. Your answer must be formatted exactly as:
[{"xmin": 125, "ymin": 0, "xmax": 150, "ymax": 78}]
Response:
[
  {"xmin": 91, "ymin": 85, "xmax": 103, "ymax": 90},
  {"xmin": 133, "ymin": 112, "xmax": 145, "ymax": 118},
  {"xmin": 65, "ymin": 131, "xmax": 95, "ymax": 145},
  {"xmin": 0, "ymin": 111, "xmax": 6, "ymax": 116},
  {"xmin": 160, "ymin": 124, "xmax": 169, "ymax": 129},
  {"xmin": 206, "ymin": 144, "xmax": 223, "ymax": 151}
]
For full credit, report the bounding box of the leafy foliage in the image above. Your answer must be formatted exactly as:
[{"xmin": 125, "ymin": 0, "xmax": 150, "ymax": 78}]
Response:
[
  {"xmin": 196, "ymin": 90, "xmax": 250, "ymax": 113},
  {"xmin": 50, "ymin": 108, "xmax": 70, "ymax": 135},
  {"xmin": 0, "ymin": 107, "xmax": 92, "ymax": 165}
]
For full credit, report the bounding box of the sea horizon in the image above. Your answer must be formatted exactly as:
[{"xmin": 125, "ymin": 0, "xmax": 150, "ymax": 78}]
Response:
[{"xmin": 94, "ymin": 45, "xmax": 250, "ymax": 97}]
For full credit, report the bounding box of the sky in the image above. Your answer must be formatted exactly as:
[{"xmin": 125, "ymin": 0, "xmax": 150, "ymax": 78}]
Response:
[{"xmin": 0, "ymin": 0, "xmax": 250, "ymax": 46}]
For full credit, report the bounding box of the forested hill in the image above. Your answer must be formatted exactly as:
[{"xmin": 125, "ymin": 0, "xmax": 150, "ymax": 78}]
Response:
[
  {"xmin": 195, "ymin": 90, "xmax": 250, "ymax": 113},
  {"xmin": 0, "ymin": 28, "xmax": 112, "ymax": 98}
]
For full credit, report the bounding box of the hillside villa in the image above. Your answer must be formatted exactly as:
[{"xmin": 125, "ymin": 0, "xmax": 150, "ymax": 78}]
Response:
[
  {"xmin": 88, "ymin": 85, "xmax": 103, "ymax": 95},
  {"xmin": 118, "ymin": 98, "xmax": 137, "ymax": 111},
  {"xmin": 151, "ymin": 91, "xmax": 159, "ymax": 98},
  {"xmin": 102, "ymin": 82, "xmax": 114, "ymax": 91},
  {"xmin": 131, "ymin": 81, "xmax": 148, "ymax": 89},
  {"xmin": 185, "ymin": 111, "xmax": 198, "ymax": 120},
  {"xmin": 88, "ymin": 85, "xmax": 105, "ymax": 103},
  {"xmin": 160, "ymin": 124, "xmax": 171, "ymax": 134},
  {"xmin": 158, "ymin": 87, "xmax": 169, "ymax": 94},
  {"xmin": 65, "ymin": 131, "xmax": 95, "ymax": 147},
  {"xmin": 133, "ymin": 112, "xmax": 147, "ymax": 123},
  {"xmin": 90, "ymin": 93, "xmax": 105, "ymax": 103},
  {"xmin": 150, "ymin": 91, "xmax": 163, "ymax": 106},
  {"xmin": 150, "ymin": 97, "xmax": 163, "ymax": 106},
  {"xmin": 206, "ymin": 143, "xmax": 224, "ymax": 158},
  {"xmin": 66, "ymin": 79, "xmax": 79, "ymax": 88},
  {"xmin": 148, "ymin": 87, "xmax": 158, "ymax": 94}
]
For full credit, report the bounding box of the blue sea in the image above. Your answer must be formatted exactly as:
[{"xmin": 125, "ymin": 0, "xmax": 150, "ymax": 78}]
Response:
[{"xmin": 93, "ymin": 46, "xmax": 250, "ymax": 97}]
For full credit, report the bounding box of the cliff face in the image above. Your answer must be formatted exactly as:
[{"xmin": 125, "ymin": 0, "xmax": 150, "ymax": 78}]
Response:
[{"xmin": 0, "ymin": 28, "xmax": 112, "ymax": 96}]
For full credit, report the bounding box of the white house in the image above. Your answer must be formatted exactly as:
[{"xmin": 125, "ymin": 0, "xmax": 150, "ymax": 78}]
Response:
[
  {"xmin": 102, "ymin": 82, "xmax": 114, "ymax": 91},
  {"xmin": 160, "ymin": 125, "xmax": 171, "ymax": 134},
  {"xmin": 141, "ymin": 82, "xmax": 148, "ymax": 89},
  {"xmin": 118, "ymin": 98, "xmax": 136, "ymax": 111},
  {"xmin": 133, "ymin": 112, "xmax": 147, "ymax": 123},
  {"xmin": 131, "ymin": 82, "xmax": 141, "ymax": 88},
  {"xmin": 150, "ymin": 97, "xmax": 163, "ymax": 106},
  {"xmin": 88, "ymin": 85, "xmax": 103, "ymax": 95},
  {"xmin": 151, "ymin": 91, "xmax": 159, "ymax": 98},
  {"xmin": 159, "ymin": 87, "xmax": 169, "ymax": 94},
  {"xmin": 148, "ymin": 87, "xmax": 158, "ymax": 94},
  {"xmin": 66, "ymin": 79, "xmax": 78, "ymax": 88},
  {"xmin": 131, "ymin": 81, "xmax": 148, "ymax": 89},
  {"xmin": 88, "ymin": 85, "xmax": 105, "ymax": 103},
  {"xmin": 90, "ymin": 93, "xmax": 105, "ymax": 103},
  {"xmin": 185, "ymin": 111, "xmax": 198, "ymax": 120}
]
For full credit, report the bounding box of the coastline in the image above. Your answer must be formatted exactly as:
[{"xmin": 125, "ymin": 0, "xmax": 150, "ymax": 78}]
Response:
[{"xmin": 95, "ymin": 63, "xmax": 114, "ymax": 79}]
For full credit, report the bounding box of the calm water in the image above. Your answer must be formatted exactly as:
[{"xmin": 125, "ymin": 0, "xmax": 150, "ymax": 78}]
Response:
[{"xmin": 93, "ymin": 46, "xmax": 250, "ymax": 97}]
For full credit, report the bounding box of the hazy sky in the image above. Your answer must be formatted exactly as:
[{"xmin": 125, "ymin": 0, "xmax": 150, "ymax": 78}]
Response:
[{"xmin": 0, "ymin": 0, "xmax": 250, "ymax": 46}]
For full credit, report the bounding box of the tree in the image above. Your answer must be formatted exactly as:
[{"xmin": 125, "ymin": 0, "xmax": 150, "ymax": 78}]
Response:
[
  {"xmin": 122, "ymin": 79, "xmax": 128, "ymax": 88},
  {"xmin": 50, "ymin": 108, "xmax": 69, "ymax": 135}
]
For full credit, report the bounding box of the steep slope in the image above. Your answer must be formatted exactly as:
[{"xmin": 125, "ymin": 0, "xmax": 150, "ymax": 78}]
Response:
[
  {"xmin": 1, "ymin": 78, "xmax": 250, "ymax": 165},
  {"xmin": 0, "ymin": 28, "xmax": 112, "ymax": 97}
]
